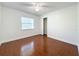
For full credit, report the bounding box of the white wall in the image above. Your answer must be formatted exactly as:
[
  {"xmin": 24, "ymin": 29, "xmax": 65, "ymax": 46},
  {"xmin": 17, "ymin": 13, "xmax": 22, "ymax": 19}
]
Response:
[
  {"xmin": 0, "ymin": 4, "xmax": 1, "ymax": 38},
  {"xmin": 78, "ymin": 3, "xmax": 79, "ymax": 42},
  {"xmin": 0, "ymin": 6, "xmax": 41, "ymax": 43},
  {"xmin": 0, "ymin": 3, "xmax": 78, "ymax": 47},
  {"xmin": 0, "ymin": 4, "xmax": 3, "ymax": 44},
  {"xmin": 78, "ymin": 3, "xmax": 79, "ymax": 47},
  {"xmin": 41, "ymin": 4, "xmax": 78, "ymax": 45}
]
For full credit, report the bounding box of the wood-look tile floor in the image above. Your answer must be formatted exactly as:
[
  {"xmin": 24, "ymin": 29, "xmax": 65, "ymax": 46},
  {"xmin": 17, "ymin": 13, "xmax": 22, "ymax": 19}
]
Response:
[{"xmin": 0, "ymin": 34, "xmax": 78, "ymax": 56}]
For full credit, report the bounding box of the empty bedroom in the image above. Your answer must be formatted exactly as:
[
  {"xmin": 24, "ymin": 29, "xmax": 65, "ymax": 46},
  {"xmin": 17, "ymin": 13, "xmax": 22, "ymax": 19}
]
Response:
[{"xmin": 0, "ymin": 2, "xmax": 79, "ymax": 56}]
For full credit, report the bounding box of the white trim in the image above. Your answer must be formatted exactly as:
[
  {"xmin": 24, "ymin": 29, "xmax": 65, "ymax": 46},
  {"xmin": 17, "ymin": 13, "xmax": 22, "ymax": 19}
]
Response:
[
  {"xmin": 48, "ymin": 34, "xmax": 78, "ymax": 46},
  {"xmin": 48, "ymin": 34, "xmax": 79, "ymax": 53},
  {"xmin": 0, "ymin": 34, "xmax": 40, "ymax": 44}
]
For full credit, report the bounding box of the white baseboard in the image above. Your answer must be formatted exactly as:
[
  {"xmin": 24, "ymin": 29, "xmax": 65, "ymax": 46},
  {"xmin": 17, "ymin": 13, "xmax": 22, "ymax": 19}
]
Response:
[
  {"xmin": 48, "ymin": 34, "xmax": 78, "ymax": 46},
  {"xmin": 0, "ymin": 34, "xmax": 40, "ymax": 44},
  {"xmin": 48, "ymin": 34, "xmax": 79, "ymax": 53}
]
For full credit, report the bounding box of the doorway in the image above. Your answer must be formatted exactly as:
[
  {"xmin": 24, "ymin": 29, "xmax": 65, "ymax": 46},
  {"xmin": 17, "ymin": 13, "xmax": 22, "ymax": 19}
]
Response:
[{"xmin": 43, "ymin": 17, "xmax": 47, "ymax": 35}]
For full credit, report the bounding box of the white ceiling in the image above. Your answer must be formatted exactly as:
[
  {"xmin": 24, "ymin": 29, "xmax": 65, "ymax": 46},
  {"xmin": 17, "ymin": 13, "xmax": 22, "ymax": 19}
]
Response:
[{"xmin": 1, "ymin": 2, "xmax": 78, "ymax": 16}]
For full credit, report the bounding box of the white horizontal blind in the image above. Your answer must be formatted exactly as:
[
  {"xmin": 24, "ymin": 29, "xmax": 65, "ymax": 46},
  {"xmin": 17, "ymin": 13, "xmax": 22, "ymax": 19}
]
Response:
[{"xmin": 21, "ymin": 17, "xmax": 34, "ymax": 30}]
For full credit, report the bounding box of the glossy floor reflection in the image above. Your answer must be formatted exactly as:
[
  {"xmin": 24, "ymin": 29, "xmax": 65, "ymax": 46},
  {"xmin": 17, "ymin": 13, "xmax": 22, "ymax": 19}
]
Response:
[
  {"xmin": 21, "ymin": 41, "xmax": 34, "ymax": 56},
  {"xmin": 0, "ymin": 34, "xmax": 78, "ymax": 56}
]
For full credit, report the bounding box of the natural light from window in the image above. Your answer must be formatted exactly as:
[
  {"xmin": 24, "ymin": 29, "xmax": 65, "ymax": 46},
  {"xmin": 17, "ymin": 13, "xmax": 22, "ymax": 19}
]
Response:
[{"xmin": 21, "ymin": 17, "xmax": 34, "ymax": 30}]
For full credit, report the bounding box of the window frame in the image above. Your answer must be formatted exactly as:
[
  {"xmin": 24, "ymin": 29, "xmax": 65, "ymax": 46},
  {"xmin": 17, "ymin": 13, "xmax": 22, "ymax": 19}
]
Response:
[{"xmin": 21, "ymin": 16, "xmax": 34, "ymax": 30}]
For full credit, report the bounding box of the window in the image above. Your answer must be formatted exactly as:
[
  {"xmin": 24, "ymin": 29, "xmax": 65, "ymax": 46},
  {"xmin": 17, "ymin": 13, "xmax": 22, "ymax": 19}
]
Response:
[{"xmin": 21, "ymin": 17, "xmax": 34, "ymax": 30}]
